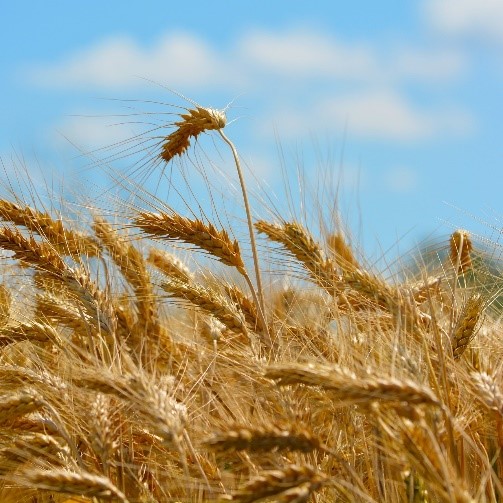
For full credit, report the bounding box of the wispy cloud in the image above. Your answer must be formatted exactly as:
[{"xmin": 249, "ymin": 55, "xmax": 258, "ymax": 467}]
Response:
[
  {"xmin": 27, "ymin": 32, "xmax": 239, "ymax": 90},
  {"xmin": 425, "ymin": 0, "xmax": 503, "ymax": 43},
  {"xmin": 384, "ymin": 166, "xmax": 418, "ymax": 193},
  {"xmin": 26, "ymin": 26, "xmax": 473, "ymax": 146},
  {"xmin": 258, "ymin": 89, "xmax": 473, "ymax": 142}
]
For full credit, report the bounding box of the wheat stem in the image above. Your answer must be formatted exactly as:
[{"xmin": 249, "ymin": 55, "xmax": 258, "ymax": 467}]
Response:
[{"xmin": 218, "ymin": 129, "xmax": 269, "ymax": 344}]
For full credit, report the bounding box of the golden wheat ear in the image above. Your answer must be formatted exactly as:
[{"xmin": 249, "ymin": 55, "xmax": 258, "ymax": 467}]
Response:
[
  {"xmin": 160, "ymin": 106, "xmax": 226, "ymax": 163},
  {"xmin": 450, "ymin": 229, "xmax": 473, "ymax": 275}
]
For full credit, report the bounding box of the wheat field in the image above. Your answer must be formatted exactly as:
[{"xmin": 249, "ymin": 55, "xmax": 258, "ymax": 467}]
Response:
[{"xmin": 0, "ymin": 101, "xmax": 501, "ymax": 502}]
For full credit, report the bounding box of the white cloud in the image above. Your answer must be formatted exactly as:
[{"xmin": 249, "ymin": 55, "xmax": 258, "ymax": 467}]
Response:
[
  {"xmin": 25, "ymin": 27, "xmax": 473, "ymax": 147},
  {"xmin": 27, "ymin": 32, "xmax": 239, "ymax": 90},
  {"xmin": 384, "ymin": 167, "xmax": 418, "ymax": 192},
  {"xmin": 425, "ymin": 0, "xmax": 503, "ymax": 43},
  {"xmin": 263, "ymin": 90, "xmax": 473, "ymax": 142},
  {"xmin": 391, "ymin": 48, "xmax": 465, "ymax": 82},
  {"xmin": 52, "ymin": 114, "xmax": 134, "ymax": 149},
  {"xmin": 25, "ymin": 27, "xmax": 465, "ymax": 92},
  {"xmin": 239, "ymin": 28, "xmax": 379, "ymax": 80}
]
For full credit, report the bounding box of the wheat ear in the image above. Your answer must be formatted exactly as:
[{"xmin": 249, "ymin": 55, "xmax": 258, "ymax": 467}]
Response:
[
  {"xmin": 450, "ymin": 229, "xmax": 473, "ymax": 276},
  {"xmin": 232, "ymin": 464, "xmax": 327, "ymax": 503},
  {"xmin": 255, "ymin": 220, "xmax": 337, "ymax": 294},
  {"xmin": 471, "ymin": 371, "xmax": 503, "ymax": 416},
  {"xmin": 0, "ymin": 199, "xmax": 100, "ymax": 257},
  {"xmin": 0, "ymin": 391, "xmax": 45, "ymax": 425},
  {"xmin": 159, "ymin": 104, "xmax": 268, "ymax": 346},
  {"xmin": 452, "ymin": 293, "xmax": 484, "ymax": 359},
  {"xmin": 205, "ymin": 424, "xmax": 320, "ymax": 453},
  {"xmin": 17, "ymin": 468, "xmax": 129, "ymax": 502},
  {"xmin": 162, "ymin": 277, "xmax": 247, "ymax": 334},
  {"xmin": 147, "ymin": 247, "xmax": 194, "ymax": 282},
  {"xmin": 160, "ymin": 106, "xmax": 226, "ymax": 162},
  {"xmin": 134, "ymin": 211, "xmax": 246, "ymax": 274},
  {"xmin": 0, "ymin": 284, "xmax": 11, "ymax": 325},
  {"xmin": 93, "ymin": 216, "xmax": 156, "ymax": 327},
  {"xmin": 266, "ymin": 363, "xmax": 440, "ymax": 406},
  {"xmin": 327, "ymin": 232, "xmax": 360, "ymax": 273}
]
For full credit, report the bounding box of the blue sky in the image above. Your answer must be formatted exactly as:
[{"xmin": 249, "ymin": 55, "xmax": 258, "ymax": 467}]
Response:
[{"xmin": 1, "ymin": 1, "xmax": 503, "ymax": 265}]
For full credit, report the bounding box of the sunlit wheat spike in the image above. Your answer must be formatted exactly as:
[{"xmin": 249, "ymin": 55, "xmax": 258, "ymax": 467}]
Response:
[
  {"xmin": 162, "ymin": 277, "xmax": 247, "ymax": 334},
  {"xmin": 0, "ymin": 226, "xmax": 67, "ymax": 273},
  {"xmin": 205, "ymin": 424, "xmax": 320, "ymax": 453},
  {"xmin": 134, "ymin": 211, "xmax": 246, "ymax": 275},
  {"xmin": 0, "ymin": 284, "xmax": 11, "ymax": 325},
  {"xmin": 0, "ymin": 321, "xmax": 60, "ymax": 346},
  {"xmin": 450, "ymin": 229, "xmax": 473, "ymax": 275},
  {"xmin": 265, "ymin": 363, "xmax": 440, "ymax": 406},
  {"xmin": 148, "ymin": 247, "xmax": 194, "ymax": 283},
  {"xmin": 160, "ymin": 106, "xmax": 227, "ymax": 162},
  {"xmin": 452, "ymin": 293, "xmax": 484, "ymax": 359},
  {"xmin": 471, "ymin": 371, "xmax": 503, "ymax": 416},
  {"xmin": 0, "ymin": 391, "xmax": 45, "ymax": 425},
  {"xmin": 327, "ymin": 232, "xmax": 359, "ymax": 274},
  {"xmin": 255, "ymin": 220, "xmax": 338, "ymax": 294},
  {"xmin": 93, "ymin": 216, "xmax": 156, "ymax": 326},
  {"xmin": 17, "ymin": 468, "xmax": 129, "ymax": 502},
  {"xmin": 232, "ymin": 464, "xmax": 327, "ymax": 503},
  {"xmin": 0, "ymin": 199, "xmax": 100, "ymax": 257},
  {"xmin": 224, "ymin": 284, "xmax": 263, "ymax": 331},
  {"xmin": 90, "ymin": 393, "xmax": 119, "ymax": 470}
]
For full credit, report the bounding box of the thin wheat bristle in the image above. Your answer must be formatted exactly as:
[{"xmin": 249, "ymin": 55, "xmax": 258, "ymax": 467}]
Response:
[
  {"xmin": 160, "ymin": 106, "xmax": 226, "ymax": 162},
  {"xmin": 452, "ymin": 293, "xmax": 484, "ymax": 359},
  {"xmin": 450, "ymin": 229, "xmax": 473, "ymax": 275},
  {"xmin": 134, "ymin": 211, "xmax": 246, "ymax": 274}
]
